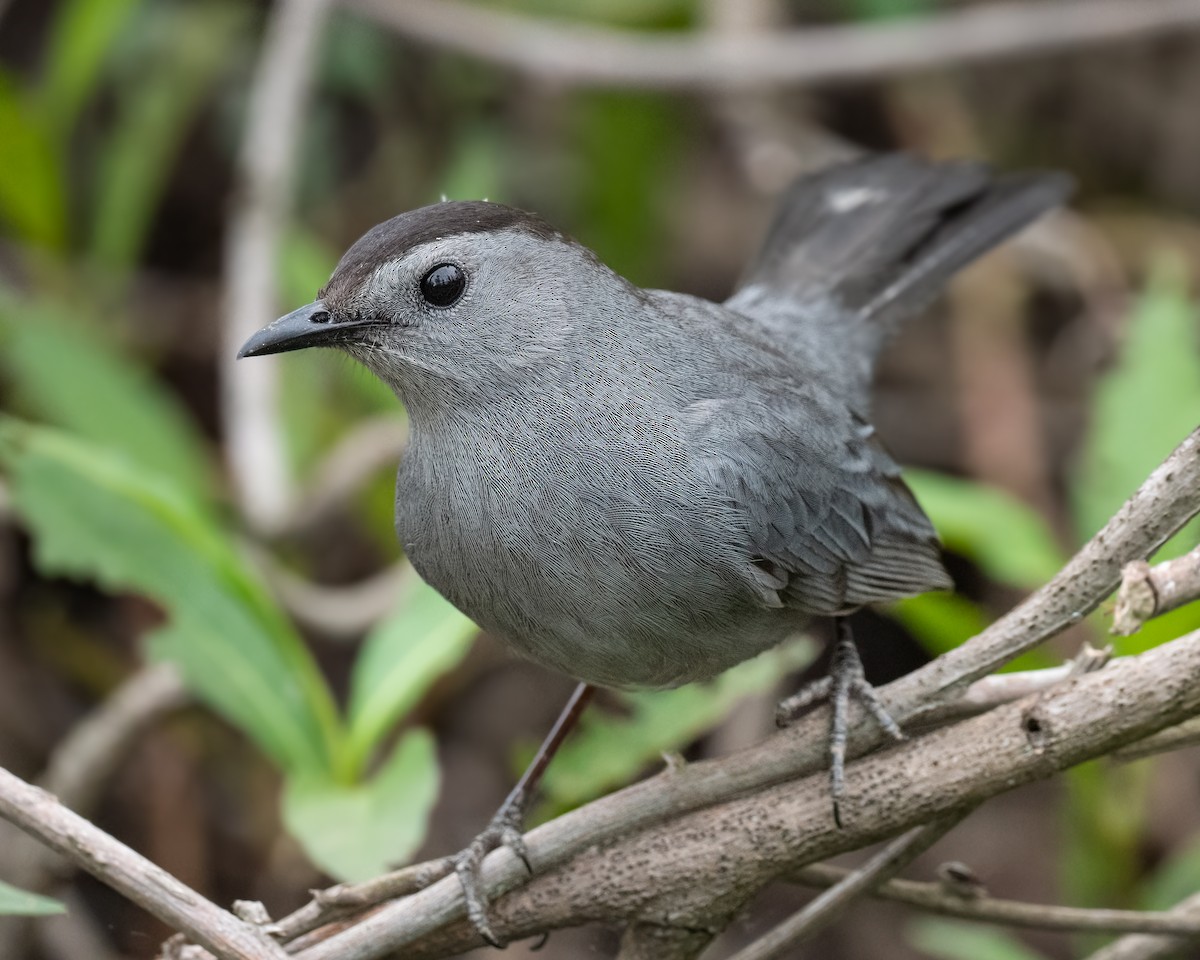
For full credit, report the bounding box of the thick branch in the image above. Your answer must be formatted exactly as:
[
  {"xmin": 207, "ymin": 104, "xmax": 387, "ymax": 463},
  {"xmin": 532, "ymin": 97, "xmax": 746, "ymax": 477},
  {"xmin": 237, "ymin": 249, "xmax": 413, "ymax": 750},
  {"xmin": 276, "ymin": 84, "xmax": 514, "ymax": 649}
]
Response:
[
  {"xmin": 346, "ymin": 0, "xmax": 1200, "ymax": 92},
  {"xmin": 292, "ymin": 626, "xmax": 1200, "ymax": 959},
  {"xmin": 729, "ymin": 812, "xmax": 972, "ymax": 960},
  {"xmin": 0, "ymin": 766, "xmax": 288, "ymax": 960}
]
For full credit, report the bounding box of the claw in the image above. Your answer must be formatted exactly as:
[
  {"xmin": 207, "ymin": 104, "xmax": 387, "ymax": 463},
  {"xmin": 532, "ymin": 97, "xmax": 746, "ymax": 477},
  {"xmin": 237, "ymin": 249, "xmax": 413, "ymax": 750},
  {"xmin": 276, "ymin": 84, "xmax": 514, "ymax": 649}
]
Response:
[
  {"xmin": 776, "ymin": 618, "xmax": 906, "ymax": 826},
  {"xmin": 453, "ymin": 788, "xmax": 532, "ymax": 948}
]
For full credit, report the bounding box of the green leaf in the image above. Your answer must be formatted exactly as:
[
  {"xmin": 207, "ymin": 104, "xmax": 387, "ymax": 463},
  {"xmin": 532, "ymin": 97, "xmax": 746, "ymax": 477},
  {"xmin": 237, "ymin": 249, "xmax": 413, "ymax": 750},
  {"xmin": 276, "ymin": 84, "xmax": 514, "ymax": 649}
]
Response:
[
  {"xmin": 1142, "ymin": 831, "xmax": 1200, "ymax": 911},
  {"xmin": 89, "ymin": 1, "xmax": 246, "ymax": 268},
  {"xmin": 38, "ymin": 0, "xmax": 141, "ymax": 138},
  {"xmin": 438, "ymin": 123, "xmax": 507, "ymax": 204},
  {"xmin": 843, "ymin": 0, "xmax": 936, "ymax": 22},
  {"xmin": 0, "ymin": 419, "xmax": 340, "ymax": 775},
  {"xmin": 1074, "ymin": 255, "xmax": 1200, "ymax": 549},
  {"xmin": 569, "ymin": 91, "xmax": 684, "ymax": 284},
  {"xmin": 907, "ymin": 918, "xmax": 1049, "ymax": 960},
  {"xmin": 0, "ymin": 71, "xmax": 67, "ymax": 250},
  {"xmin": 283, "ymin": 730, "xmax": 440, "ymax": 882},
  {"xmin": 0, "ymin": 298, "xmax": 213, "ymax": 501},
  {"xmin": 892, "ymin": 593, "xmax": 1054, "ymax": 672},
  {"xmin": 539, "ymin": 637, "xmax": 815, "ymax": 813},
  {"xmin": 0, "ymin": 880, "xmax": 66, "ymax": 917},
  {"xmin": 345, "ymin": 582, "xmax": 476, "ymax": 777},
  {"xmin": 906, "ymin": 470, "xmax": 1065, "ymax": 588}
]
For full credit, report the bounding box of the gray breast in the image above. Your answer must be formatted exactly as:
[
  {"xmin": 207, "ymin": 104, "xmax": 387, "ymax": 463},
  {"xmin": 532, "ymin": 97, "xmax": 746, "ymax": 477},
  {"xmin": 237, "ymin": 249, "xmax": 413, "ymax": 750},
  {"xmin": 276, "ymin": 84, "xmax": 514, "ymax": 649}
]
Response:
[{"xmin": 393, "ymin": 397, "xmax": 790, "ymax": 688}]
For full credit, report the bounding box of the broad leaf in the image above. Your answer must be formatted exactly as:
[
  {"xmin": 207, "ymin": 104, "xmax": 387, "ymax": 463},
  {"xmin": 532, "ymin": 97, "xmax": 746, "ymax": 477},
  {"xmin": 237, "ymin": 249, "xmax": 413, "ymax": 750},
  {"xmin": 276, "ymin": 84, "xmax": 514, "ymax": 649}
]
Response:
[
  {"xmin": 892, "ymin": 594, "xmax": 1053, "ymax": 672},
  {"xmin": 0, "ymin": 419, "xmax": 339, "ymax": 775},
  {"xmin": 0, "ymin": 297, "xmax": 213, "ymax": 501},
  {"xmin": 38, "ymin": 0, "xmax": 141, "ymax": 138},
  {"xmin": 283, "ymin": 730, "xmax": 440, "ymax": 882},
  {"xmin": 0, "ymin": 881, "xmax": 65, "ymax": 917},
  {"xmin": 89, "ymin": 1, "xmax": 246, "ymax": 268},
  {"xmin": 907, "ymin": 470, "xmax": 1064, "ymax": 588},
  {"xmin": 539, "ymin": 637, "xmax": 815, "ymax": 813},
  {"xmin": 345, "ymin": 582, "xmax": 476, "ymax": 778},
  {"xmin": 907, "ymin": 918, "xmax": 1049, "ymax": 960},
  {"xmin": 0, "ymin": 72, "xmax": 67, "ymax": 250},
  {"xmin": 1074, "ymin": 256, "xmax": 1200, "ymax": 548}
]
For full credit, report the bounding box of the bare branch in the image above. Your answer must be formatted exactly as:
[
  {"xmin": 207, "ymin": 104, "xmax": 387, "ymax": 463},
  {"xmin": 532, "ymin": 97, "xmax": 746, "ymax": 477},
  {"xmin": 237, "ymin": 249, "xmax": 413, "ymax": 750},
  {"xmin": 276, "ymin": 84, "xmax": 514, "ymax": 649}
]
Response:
[
  {"xmin": 0, "ymin": 664, "xmax": 190, "ymax": 960},
  {"xmin": 1113, "ymin": 713, "xmax": 1200, "ymax": 763},
  {"xmin": 345, "ymin": 0, "xmax": 1200, "ymax": 92},
  {"xmin": 1085, "ymin": 892, "xmax": 1200, "ymax": 960},
  {"xmin": 793, "ymin": 863, "xmax": 1200, "ymax": 937},
  {"xmin": 252, "ymin": 553, "xmax": 416, "ymax": 640},
  {"xmin": 729, "ymin": 811, "xmax": 973, "ymax": 960},
  {"xmin": 220, "ymin": 0, "xmax": 332, "ymax": 533},
  {"xmin": 289, "ymin": 625, "xmax": 1200, "ymax": 960},
  {"xmin": 277, "ymin": 416, "xmax": 409, "ymax": 536},
  {"xmin": 0, "ymin": 766, "xmax": 289, "ymax": 960},
  {"xmin": 1113, "ymin": 546, "xmax": 1200, "ymax": 636},
  {"xmin": 170, "ymin": 428, "xmax": 1194, "ymax": 960}
]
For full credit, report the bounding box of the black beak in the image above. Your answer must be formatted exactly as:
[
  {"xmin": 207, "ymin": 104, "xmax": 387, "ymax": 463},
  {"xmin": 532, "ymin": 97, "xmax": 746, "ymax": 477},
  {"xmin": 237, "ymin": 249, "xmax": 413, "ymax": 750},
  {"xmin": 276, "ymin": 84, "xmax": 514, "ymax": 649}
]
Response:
[{"xmin": 237, "ymin": 301, "xmax": 378, "ymax": 359}]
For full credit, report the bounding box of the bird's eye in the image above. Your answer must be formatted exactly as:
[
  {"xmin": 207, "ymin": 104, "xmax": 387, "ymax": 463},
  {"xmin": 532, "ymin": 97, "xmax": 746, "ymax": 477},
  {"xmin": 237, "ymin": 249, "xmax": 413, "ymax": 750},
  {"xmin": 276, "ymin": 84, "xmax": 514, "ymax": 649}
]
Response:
[{"xmin": 419, "ymin": 263, "xmax": 466, "ymax": 308}]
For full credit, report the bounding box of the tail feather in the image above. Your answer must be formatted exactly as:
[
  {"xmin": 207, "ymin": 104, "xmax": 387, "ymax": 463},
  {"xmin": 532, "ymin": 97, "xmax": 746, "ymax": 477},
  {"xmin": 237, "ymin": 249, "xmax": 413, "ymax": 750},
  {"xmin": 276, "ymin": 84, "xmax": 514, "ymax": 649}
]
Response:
[{"xmin": 727, "ymin": 154, "xmax": 1072, "ymax": 406}]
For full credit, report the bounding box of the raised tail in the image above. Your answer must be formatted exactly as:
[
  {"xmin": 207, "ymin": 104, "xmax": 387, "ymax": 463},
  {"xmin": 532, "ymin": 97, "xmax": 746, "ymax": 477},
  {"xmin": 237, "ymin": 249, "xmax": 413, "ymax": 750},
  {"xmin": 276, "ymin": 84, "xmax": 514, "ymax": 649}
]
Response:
[{"xmin": 726, "ymin": 153, "xmax": 1073, "ymax": 406}]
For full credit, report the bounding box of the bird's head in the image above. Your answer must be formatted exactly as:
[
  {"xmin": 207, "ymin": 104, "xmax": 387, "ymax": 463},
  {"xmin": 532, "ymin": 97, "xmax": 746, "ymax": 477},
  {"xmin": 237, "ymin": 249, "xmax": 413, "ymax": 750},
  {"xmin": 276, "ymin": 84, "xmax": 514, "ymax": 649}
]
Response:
[{"xmin": 239, "ymin": 201, "xmax": 626, "ymax": 401}]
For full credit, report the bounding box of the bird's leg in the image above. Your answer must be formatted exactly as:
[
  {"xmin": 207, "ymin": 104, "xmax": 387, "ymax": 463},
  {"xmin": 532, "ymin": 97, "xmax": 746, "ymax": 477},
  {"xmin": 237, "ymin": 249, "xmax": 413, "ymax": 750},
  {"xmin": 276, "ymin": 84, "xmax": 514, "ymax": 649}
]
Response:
[
  {"xmin": 775, "ymin": 618, "xmax": 905, "ymax": 827},
  {"xmin": 455, "ymin": 681, "xmax": 594, "ymax": 948}
]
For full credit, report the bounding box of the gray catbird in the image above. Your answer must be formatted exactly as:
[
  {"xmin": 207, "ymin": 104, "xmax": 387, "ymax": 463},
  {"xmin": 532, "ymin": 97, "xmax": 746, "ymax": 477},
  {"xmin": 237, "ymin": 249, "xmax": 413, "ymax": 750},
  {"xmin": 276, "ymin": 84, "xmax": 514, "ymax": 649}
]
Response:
[{"xmin": 240, "ymin": 153, "xmax": 1070, "ymax": 944}]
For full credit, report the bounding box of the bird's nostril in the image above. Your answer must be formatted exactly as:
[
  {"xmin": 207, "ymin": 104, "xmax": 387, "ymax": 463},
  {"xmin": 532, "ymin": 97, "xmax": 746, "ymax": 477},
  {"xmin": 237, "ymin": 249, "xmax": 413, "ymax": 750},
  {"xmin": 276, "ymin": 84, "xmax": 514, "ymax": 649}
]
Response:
[{"xmin": 310, "ymin": 310, "xmax": 331, "ymax": 324}]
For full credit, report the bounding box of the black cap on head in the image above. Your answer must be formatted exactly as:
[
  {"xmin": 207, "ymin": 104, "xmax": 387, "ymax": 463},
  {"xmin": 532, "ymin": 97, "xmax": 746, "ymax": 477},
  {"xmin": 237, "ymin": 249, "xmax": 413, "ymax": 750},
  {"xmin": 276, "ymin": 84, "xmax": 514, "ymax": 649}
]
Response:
[{"xmin": 319, "ymin": 201, "xmax": 561, "ymax": 308}]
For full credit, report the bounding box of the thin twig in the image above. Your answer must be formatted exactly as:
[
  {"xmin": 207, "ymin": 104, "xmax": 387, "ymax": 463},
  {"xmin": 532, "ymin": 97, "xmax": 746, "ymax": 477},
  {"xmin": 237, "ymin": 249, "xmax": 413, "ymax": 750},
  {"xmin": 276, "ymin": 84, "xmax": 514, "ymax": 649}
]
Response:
[
  {"xmin": 220, "ymin": 0, "xmax": 332, "ymax": 533},
  {"xmin": 252, "ymin": 553, "xmax": 416, "ymax": 640},
  {"xmin": 0, "ymin": 766, "xmax": 289, "ymax": 960},
  {"xmin": 1113, "ymin": 714, "xmax": 1200, "ymax": 763},
  {"xmin": 793, "ymin": 864, "xmax": 1200, "ymax": 937},
  {"xmin": 0, "ymin": 663, "xmax": 190, "ymax": 960},
  {"xmin": 269, "ymin": 860, "xmax": 454, "ymax": 944},
  {"xmin": 729, "ymin": 810, "xmax": 974, "ymax": 960},
  {"xmin": 616, "ymin": 923, "xmax": 718, "ymax": 960},
  {"xmin": 1113, "ymin": 546, "xmax": 1200, "ymax": 636},
  {"xmin": 276, "ymin": 416, "xmax": 409, "ymax": 536},
  {"xmin": 1084, "ymin": 891, "xmax": 1200, "ymax": 960},
  {"xmin": 346, "ymin": 0, "xmax": 1200, "ymax": 92}
]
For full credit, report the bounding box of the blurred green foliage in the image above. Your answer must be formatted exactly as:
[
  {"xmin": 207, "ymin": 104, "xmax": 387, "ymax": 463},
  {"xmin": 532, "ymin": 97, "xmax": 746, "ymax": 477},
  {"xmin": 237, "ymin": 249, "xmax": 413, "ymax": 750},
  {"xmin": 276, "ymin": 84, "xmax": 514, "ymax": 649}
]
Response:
[
  {"xmin": 0, "ymin": 880, "xmax": 65, "ymax": 918},
  {"xmin": 0, "ymin": 0, "xmax": 1198, "ymax": 952},
  {"xmin": 907, "ymin": 918, "xmax": 1050, "ymax": 960}
]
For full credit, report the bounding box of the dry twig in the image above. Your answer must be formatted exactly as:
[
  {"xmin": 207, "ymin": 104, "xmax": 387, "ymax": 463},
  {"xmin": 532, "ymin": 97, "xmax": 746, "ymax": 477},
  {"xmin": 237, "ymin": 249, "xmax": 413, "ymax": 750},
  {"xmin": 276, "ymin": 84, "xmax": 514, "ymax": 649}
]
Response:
[
  {"xmin": 0, "ymin": 766, "xmax": 287, "ymax": 960},
  {"xmin": 0, "ymin": 664, "xmax": 190, "ymax": 960},
  {"xmin": 729, "ymin": 811, "xmax": 974, "ymax": 960},
  {"xmin": 1085, "ymin": 891, "xmax": 1200, "ymax": 960},
  {"xmin": 220, "ymin": 0, "xmax": 332, "ymax": 533},
  {"xmin": 793, "ymin": 864, "xmax": 1200, "ymax": 937},
  {"xmin": 1113, "ymin": 546, "xmax": 1200, "ymax": 635},
  {"xmin": 347, "ymin": 0, "xmax": 1200, "ymax": 92}
]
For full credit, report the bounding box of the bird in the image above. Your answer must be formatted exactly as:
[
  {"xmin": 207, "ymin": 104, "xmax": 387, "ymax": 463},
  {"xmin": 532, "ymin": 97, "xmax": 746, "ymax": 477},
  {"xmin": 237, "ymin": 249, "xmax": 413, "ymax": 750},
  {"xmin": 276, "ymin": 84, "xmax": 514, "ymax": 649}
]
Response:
[{"xmin": 239, "ymin": 152, "xmax": 1071, "ymax": 946}]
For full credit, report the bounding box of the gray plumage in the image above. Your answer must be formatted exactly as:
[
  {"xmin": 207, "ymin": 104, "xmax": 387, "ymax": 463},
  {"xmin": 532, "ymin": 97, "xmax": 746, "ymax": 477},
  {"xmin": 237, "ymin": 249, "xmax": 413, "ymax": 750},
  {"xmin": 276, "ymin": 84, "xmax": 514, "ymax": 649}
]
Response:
[{"xmin": 241, "ymin": 154, "xmax": 1071, "ymax": 690}]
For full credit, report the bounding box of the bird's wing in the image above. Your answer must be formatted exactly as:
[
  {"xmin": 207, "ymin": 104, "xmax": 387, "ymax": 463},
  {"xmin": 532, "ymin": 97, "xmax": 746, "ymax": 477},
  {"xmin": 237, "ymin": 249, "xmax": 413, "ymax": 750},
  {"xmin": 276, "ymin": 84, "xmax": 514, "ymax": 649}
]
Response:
[{"xmin": 688, "ymin": 393, "xmax": 952, "ymax": 616}]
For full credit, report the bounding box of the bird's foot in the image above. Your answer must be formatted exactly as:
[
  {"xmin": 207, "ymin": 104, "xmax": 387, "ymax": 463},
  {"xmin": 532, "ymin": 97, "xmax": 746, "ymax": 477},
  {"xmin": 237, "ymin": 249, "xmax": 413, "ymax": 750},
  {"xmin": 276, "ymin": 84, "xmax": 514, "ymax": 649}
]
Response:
[
  {"xmin": 775, "ymin": 619, "xmax": 906, "ymax": 828},
  {"xmin": 454, "ymin": 787, "xmax": 533, "ymax": 948}
]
